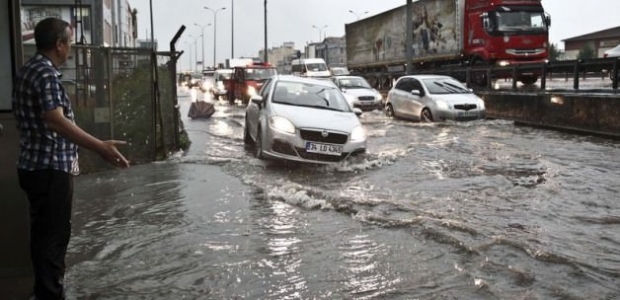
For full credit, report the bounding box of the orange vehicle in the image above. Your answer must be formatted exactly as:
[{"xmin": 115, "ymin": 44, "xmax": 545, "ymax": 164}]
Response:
[{"xmin": 225, "ymin": 62, "xmax": 278, "ymax": 104}]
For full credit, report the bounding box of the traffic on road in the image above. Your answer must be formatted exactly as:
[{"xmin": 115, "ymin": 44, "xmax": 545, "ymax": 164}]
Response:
[{"xmin": 63, "ymin": 85, "xmax": 620, "ymax": 299}]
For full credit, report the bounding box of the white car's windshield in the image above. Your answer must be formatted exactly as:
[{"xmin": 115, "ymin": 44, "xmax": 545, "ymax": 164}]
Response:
[
  {"xmin": 423, "ymin": 78, "xmax": 472, "ymax": 95},
  {"xmin": 337, "ymin": 77, "xmax": 371, "ymax": 89},
  {"xmin": 272, "ymin": 81, "xmax": 351, "ymax": 112}
]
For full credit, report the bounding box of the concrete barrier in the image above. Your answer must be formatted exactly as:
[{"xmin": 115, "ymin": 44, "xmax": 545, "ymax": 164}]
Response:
[{"xmin": 478, "ymin": 91, "xmax": 620, "ymax": 139}]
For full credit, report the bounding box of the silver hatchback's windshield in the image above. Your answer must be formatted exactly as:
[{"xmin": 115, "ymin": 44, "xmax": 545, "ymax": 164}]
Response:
[
  {"xmin": 272, "ymin": 81, "xmax": 351, "ymax": 112},
  {"xmin": 422, "ymin": 78, "xmax": 472, "ymax": 95}
]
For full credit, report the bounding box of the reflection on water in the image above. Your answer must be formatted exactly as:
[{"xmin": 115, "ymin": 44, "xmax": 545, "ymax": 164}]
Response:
[{"xmin": 65, "ymin": 93, "xmax": 620, "ymax": 299}]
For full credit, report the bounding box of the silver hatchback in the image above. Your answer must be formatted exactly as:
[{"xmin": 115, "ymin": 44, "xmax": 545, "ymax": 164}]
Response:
[
  {"xmin": 385, "ymin": 75, "xmax": 486, "ymax": 122},
  {"xmin": 244, "ymin": 75, "xmax": 367, "ymax": 164},
  {"xmin": 332, "ymin": 75, "xmax": 383, "ymax": 111}
]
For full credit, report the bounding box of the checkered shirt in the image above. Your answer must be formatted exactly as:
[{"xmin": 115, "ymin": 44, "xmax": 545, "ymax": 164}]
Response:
[{"xmin": 12, "ymin": 53, "xmax": 79, "ymax": 175}]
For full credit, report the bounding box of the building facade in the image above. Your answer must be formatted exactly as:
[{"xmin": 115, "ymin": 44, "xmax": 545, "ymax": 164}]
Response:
[
  {"xmin": 563, "ymin": 26, "xmax": 620, "ymax": 60},
  {"xmin": 305, "ymin": 36, "xmax": 347, "ymax": 68},
  {"xmin": 259, "ymin": 42, "xmax": 297, "ymax": 74}
]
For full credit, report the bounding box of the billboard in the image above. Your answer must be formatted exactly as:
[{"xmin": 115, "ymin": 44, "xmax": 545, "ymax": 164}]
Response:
[{"xmin": 21, "ymin": 5, "xmax": 92, "ymax": 45}]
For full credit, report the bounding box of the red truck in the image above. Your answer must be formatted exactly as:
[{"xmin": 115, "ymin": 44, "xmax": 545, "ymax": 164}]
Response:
[
  {"xmin": 226, "ymin": 62, "xmax": 278, "ymax": 105},
  {"xmin": 345, "ymin": 0, "xmax": 550, "ymax": 85}
]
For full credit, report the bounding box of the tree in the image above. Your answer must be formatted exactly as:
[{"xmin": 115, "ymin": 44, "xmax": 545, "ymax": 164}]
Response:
[
  {"xmin": 548, "ymin": 43, "xmax": 563, "ymax": 61},
  {"xmin": 578, "ymin": 44, "xmax": 595, "ymax": 60}
]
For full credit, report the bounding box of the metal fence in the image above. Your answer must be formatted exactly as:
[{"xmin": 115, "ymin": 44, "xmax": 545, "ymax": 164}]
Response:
[{"xmin": 64, "ymin": 45, "xmax": 181, "ymax": 173}]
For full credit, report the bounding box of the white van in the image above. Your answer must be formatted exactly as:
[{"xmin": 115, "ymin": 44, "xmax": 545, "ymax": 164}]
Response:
[{"xmin": 291, "ymin": 58, "xmax": 331, "ymax": 79}]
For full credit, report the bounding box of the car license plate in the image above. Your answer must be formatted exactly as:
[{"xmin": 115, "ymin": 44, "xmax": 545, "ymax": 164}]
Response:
[
  {"xmin": 458, "ymin": 111, "xmax": 478, "ymax": 118},
  {"xmin": 305, "ymin": 142, "xmax": 343, "ymax": 156}
]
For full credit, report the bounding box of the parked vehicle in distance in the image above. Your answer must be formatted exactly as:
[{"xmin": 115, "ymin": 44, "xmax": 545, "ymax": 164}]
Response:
[
  {"xmin": 212, "ymin": 68, "xmax": 233, "ymax": 100},
  {"xmin": 331, "ymin": 75, "xmax": 383, "ymax": 111},
  {"xmin": 385, "ymin": 75, "xmax": 486, "ymax": 122},
  {"xmin": 291, "ymin": 58, "xmax": 331, "ymax": 79},
  {"xmin": 202, "ymin": 69, "xmax": 215, "ymax": 92},
  {"xmin": 227, "ymin": 61, "xmax": 278, "ymax": 105},
  {"xmin": 603, "ymin": 45, "xmax": 620, "ymax": 58},
  {"xmin": 330, "ymin": 66, "xmax": 350, "ymax": 76},
  {"xmin": 603, "ymin": 45, "xmax": 620, "ymax": 81},
  {"xmin": 244, "ymin": 75, "xmax": 366, "ymax": 164}
]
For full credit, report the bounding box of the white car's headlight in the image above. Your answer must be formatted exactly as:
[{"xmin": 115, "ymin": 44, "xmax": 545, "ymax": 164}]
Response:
[
  {"xmin": 350, "ymin": 125, "xmax": 366, "ymax": 142},
  {"xmin": 436, "ymin": 99, "xmax": 451, "ymax": 110},
  {"xmin": 269, "ymin": 116, "xmax": 295, "ymax": 134},
  {"xmin": 478, "ymin": 99, "xmax": 486, "ymax": 109},
  {"xmin": 247, "ymin": 86, "xmax": 257, "ymax": 96},
  {"xmin": 374, "ymin": 90, "xmax": 383, "ymax": 101}
]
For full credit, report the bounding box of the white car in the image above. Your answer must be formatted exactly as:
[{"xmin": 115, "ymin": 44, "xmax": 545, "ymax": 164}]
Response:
[
  {"xmin": 331, "ymin": 76, "xmax": 383, "ymax": 111},
  {"xmin": 244, "ymin": 75, "xmax": 366, "ymax": 164},
  {"xmin": 212, "ymin": 69, "xmax": 233, "ymax": 99},
  {"xmin": 385, "ymin": 75, "xmax": 485, "ymax": 122}
]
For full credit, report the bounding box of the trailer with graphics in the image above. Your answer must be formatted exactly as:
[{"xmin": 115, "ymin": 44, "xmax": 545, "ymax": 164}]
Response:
[{"xmin": 345, "ymin": 0, "xmax": 550, "ymax": 85}]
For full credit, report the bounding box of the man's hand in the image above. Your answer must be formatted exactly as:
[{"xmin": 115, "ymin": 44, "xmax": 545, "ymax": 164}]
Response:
[{"xmin": 98, "ymin": 140, "xmax": 130, "ymax": 168}]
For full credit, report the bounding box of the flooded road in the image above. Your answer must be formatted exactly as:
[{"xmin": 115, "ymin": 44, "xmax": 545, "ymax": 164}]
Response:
[{"xmin": 65, "ymin": 89, "xmax": 620, "ymax": 299}]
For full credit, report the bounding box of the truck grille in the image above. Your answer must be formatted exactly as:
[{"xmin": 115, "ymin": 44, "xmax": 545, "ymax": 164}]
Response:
[{"xmin": 300, "ymin": 129, "xmax": 348, "ymax": 144}]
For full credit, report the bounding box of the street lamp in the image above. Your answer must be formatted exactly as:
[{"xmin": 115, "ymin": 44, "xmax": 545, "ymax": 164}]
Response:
[
  {"xmin": 183, "ymin": 41, "xmax": 193, "ymax": 72},
  {"xmin": 231, "ymin": 0, "xmax": 234, "ymax": 58},
  {"xmin": 187, "ymin": 34, "xmax": 200, "ymax": 72},
  {"xmin": 312, "ymin": 24, "xmax": 328, "ymax": 41},
  {"xmin": 194, "ymin": 23, "xmax": 212, "ymax": 70},
  {"xmin": 204, "ymin": 6, "xmax": 226, "ymax": 68},
  {"xmin": 348, "ymin": 10, "xmax": 368, "ymax": 20}
]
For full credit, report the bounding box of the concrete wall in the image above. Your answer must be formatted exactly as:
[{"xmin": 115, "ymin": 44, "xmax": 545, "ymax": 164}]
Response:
[{"xmin": 479, "ymin": 91, "xmax": 620, "ymax": 138}]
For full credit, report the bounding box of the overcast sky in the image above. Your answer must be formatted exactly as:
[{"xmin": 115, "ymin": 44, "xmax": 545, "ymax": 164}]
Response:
[{"xmin": 130, "ymin": 0, "xmax": 620, "ymax": 67}]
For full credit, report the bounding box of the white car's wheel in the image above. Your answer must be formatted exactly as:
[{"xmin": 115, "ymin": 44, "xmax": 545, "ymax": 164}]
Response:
[
  {"xmin": 254, "ymin": 129, "xmax": 264, "ymax": 159},
  {"xmin": 385, "ymin": 104, "xmax": 395, "ymax": 119}
]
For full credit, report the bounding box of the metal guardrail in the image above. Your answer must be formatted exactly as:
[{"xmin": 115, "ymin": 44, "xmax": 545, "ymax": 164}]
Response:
[
  {"xmin": 418, "ymin": 57, "xmax": 620, "ymax": 91},
  {"xmin": 357, "ymin": 57, "xmax": 620, "ymax": 92}
]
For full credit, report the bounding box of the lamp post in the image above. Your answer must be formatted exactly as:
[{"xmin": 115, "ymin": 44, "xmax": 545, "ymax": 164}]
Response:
[
  {"xmin": 188, "ymin": 34, "xmax": 199, "ymax": 72},
  {"xmin": 312, "ymin": 24, "xmax": 328, "ymax": 42},
  {"xmin": 194, "ymin": 23, "xmax": 211, "ymax": 70},
  {"xmin": 204, "ymin": 6, "xmax": 226, "ymax": 68},
  {"xmin": 231, "ymin": 0, "xmax": 234, "ymax": 58},
  {"xmin": 184, "ymin": 41, "xmax": 193, "ymax": 72},
  {"xmin": 348, "ymin": 10, "xmax": 368, "ymax": 20}
]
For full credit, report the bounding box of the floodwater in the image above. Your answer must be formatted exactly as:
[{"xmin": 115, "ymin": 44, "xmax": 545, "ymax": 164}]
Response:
[{"xmin": 65, "ymin": 88, "xmax": 620, "ymax": 299}]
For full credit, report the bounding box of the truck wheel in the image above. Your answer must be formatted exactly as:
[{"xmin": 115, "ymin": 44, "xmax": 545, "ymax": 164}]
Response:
[
  {"xmin": 471, "ymin": 59, "xmax": 488, "ymax": 87},
  {"xmin": 519, "ymin": 75, "xmax": 538, "ymax": 85}
]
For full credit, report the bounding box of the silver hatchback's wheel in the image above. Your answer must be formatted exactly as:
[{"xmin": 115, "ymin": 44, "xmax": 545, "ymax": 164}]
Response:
[
  {"xmin": 385, "ymin": 104, "xmax": 395, "ymax": 119},
  {"xmin": 254, "ymin": 129, "xmax": 264, "ymax": 159},
  {"xmin": 421, "ymin": 108, "xmax": 433, "ymax": 122},
  {"xmin": 243, "ymin": 121, "xmax": 252, "ymax": 145}
]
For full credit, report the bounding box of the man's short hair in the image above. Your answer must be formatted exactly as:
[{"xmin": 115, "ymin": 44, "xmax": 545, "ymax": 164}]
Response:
[{"xmin": 34, "ymin": 17, "xmax": 71, "ymax": 51}]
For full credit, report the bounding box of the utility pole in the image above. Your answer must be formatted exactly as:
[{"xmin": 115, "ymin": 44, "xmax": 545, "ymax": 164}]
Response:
[
  {"xmin": 406, "ymin": 0, "xmax": 413, "ymax": 75},
  {"xmin": 264, "ymin": 0, "xmax": 268, "ymax": 63},
  {"xmin": 231, "ymin": 0, "xmax": 234, "ymax": 58}
]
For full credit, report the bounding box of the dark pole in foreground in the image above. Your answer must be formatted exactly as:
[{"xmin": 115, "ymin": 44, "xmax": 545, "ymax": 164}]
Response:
[
  {"xmin": 264, "ymin": 0, "xmax": 268, "ymax": 63},
  {"xmin": 406, "ymin": 0, "xmax": 413, "ymax": 75}
]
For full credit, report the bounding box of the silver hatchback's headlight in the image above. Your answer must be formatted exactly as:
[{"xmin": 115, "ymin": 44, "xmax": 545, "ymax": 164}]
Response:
[
  {"xmin": 350, "ymin": 125, "xmax": 366, "ymax": 142},
  {"xmin": 269, "ymin": 116, "xmax": 295, "ymax": 134}
]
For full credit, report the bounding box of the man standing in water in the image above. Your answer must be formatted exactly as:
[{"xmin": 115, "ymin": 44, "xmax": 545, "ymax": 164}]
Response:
[{"xmin": 12, "ymin": 17, "xmax": 130, "ymax": 299}]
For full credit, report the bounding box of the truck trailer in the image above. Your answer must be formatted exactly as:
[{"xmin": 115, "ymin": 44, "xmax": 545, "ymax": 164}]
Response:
[{"xmin": 345, "ymin": 0, "xmax": 550, "ymax": 85}]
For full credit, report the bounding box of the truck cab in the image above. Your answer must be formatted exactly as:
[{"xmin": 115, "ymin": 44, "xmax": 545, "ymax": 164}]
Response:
[{"xmin": 226, "ymin": 62, "xmax": 277, "ymax": 104}]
